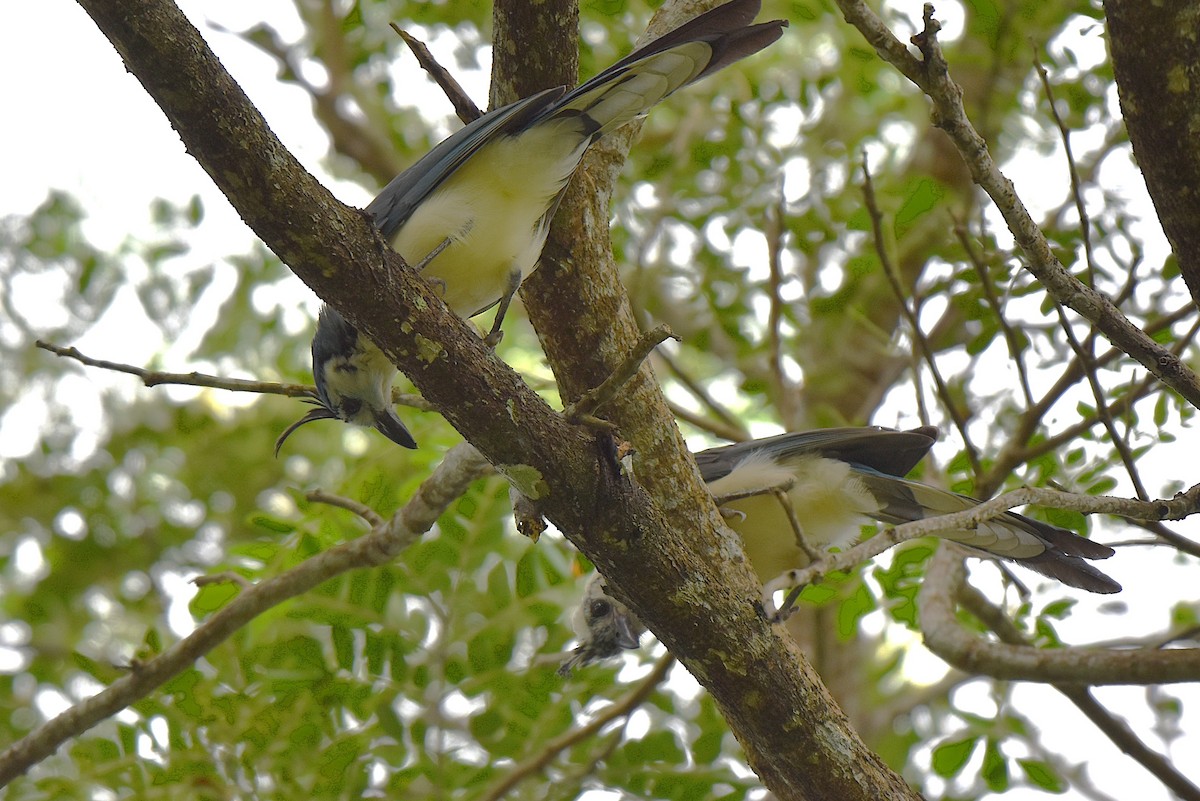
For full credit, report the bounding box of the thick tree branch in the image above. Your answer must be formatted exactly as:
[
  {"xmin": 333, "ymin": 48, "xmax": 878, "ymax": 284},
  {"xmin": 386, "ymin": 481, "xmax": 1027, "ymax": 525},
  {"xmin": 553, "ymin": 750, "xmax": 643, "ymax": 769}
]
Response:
[
  {"xmin": 490, "ymin": 0, "xmax": 920, "ymax": 797},
  {"xmin": 1106, "ymin": 0, "xmax": 1200, "ymax": 308}
]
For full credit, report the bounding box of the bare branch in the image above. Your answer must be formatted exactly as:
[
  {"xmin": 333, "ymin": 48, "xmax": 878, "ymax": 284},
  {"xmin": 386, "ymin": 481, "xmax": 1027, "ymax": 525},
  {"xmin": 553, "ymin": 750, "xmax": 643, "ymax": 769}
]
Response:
[
  {"xmin": 952, "ymin": 219, "xmax": 1035, "ymax": 408},
  {"xmin": 667, "ymin": 399, "xmax": 752, "ymax": 443},
  {"xmin": 1051, "ymin": 302, "xmax": 1151, "ymax": 500},
  {"xmin": 765, "ymin": 195, "xmax": 802, "ymax": 427},
  {"xmin": 655, "ymin": 348, "xmax": 751, "ymax": 441},
  {"xmin": 306, "ymin": 488, "xmax": 387, "ymax": 527},
  {"xmin": 565, "ymin": 324, "xmax": 678, "ymax": 421},
  {"xmin": 391, "ymin": 24, "xmax": 483, "ymax": 125},
  {"xmin": 35, "ymin": 338, "xmax": 431, "ymax": 410},
  {"xmin": 763, "ymin": 482, "xmax": 1200, "ymax": 619}
]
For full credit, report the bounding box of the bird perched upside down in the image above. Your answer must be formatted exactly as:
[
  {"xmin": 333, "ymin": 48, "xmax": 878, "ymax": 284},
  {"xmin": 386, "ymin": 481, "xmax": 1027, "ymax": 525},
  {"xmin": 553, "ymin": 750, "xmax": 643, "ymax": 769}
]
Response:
[
  {"xmin": 559, "ymin": 573, "xmax": 646, "ymax": 676},
  {"xmin": 276, "ymin": 0, "xmax": 787, "ymax": 453},
  {"xmin": 561, "ymin": 426, "xmax": 1121, "ymax": 671}
]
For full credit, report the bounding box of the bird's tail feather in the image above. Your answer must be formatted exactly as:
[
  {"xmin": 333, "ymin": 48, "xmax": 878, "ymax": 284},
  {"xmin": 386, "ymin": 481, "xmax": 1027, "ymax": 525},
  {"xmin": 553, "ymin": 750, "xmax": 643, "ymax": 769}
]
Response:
[
  {"xmin": 856, "ymin": 470, "xmax": 1121, "ymax": 594},
  {"xmin": 545, "ymin": 0, "xmax": 786, "ymax": 141}
]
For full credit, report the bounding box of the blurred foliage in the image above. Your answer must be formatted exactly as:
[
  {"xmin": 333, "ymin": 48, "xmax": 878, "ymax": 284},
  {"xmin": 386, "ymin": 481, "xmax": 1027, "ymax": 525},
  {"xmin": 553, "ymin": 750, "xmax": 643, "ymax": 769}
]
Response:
[{"xmin": 1, "ymin": 0, "xmax": 1197, "ymax": 799}]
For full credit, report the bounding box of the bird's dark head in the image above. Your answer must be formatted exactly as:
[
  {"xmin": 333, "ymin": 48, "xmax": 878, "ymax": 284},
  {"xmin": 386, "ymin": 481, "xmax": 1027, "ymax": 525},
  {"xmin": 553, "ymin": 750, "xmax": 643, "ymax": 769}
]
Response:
[
  {"xmin": 274, "ymin": 306, "xmax": 417, "ymax": 455},
  {"xmin": 559, "ymin": 574, "xmax": 645, "ymax": 676}
]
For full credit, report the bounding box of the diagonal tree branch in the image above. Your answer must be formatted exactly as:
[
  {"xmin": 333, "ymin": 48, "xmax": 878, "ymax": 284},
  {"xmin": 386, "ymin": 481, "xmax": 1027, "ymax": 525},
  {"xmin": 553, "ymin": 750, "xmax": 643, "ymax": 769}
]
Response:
[{"xmin": 0, "ymin": 443, "xmax": 490, "ymax": 787}]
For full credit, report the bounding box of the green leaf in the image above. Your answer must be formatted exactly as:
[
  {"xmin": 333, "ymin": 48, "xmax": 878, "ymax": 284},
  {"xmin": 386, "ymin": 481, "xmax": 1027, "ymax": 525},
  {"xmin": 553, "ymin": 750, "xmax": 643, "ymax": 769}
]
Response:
[
  {"xmin": 190, "ymin": 580, "xmax": 240, "ymax": 616},
  {"xmin": 837, "ymin": 582, "xmax": 876, "ymax": 638},
  {"xmin": 467, "ymin": 627, "xmax": 514, "ymax": 673},
  {"xmin": 982, "ymin": 738, "xmax": 1009, "ymax": 791},
  {"xmin": 931, "ymin": 736, "xmax": 978, "ymax": 777},
  {"xmin": 332, "ymin": 624, "xmax": 355, "ymax": 671},
  {"xmin": 1018, "ymin": 758, "xmax": 1066, "ymax": 792}
]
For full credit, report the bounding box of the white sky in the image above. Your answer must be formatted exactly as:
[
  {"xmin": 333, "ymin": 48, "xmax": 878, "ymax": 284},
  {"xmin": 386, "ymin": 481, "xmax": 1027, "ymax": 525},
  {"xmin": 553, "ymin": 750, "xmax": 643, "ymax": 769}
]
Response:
[{"xmin": 2, "ymin": 2, "xmax": 1198, "ymax": 800}]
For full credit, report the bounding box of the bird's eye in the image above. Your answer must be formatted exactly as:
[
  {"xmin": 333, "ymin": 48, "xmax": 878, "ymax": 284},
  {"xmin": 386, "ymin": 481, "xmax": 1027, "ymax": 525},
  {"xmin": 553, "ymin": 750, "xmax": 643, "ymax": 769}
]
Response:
[
  {"xmin": 589, "ymin": 600, "xmax": 611, "ymax": 619},
  {"xmin": 341, "ymin": 398, "xmax": 363, "ymax": 418}
]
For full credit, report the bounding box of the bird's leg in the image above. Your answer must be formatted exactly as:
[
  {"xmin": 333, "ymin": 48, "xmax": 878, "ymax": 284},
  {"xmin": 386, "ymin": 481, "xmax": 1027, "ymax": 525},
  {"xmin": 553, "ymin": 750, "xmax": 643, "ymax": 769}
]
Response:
[
  {"xmin": 709, "ymin": 479, "xmax": 819, "ymax": 562},
  {"xmin": 483, "ymin": 269, "xmax": 522, "ymax": 348},
  {"xmin": 410, "ymin": 236, "xmax": 454, "ymax": 296},
  {"xmin": 768, "ymin": 487, "xmax": 823, "ymax": 564},
  {"xmin": 413, "ymin": 236, "xmax": 453, "ymax": 272},
  {"xmin": 762, "ymin": 571, "xmax": 813, "ymax": 623}
]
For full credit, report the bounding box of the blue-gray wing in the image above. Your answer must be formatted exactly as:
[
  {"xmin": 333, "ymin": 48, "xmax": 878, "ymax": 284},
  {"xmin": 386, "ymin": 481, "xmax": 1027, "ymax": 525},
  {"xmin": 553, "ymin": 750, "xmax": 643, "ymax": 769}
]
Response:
[
  {"xmin": 365, "ymin": 87, "xmax": 567, "ymax": 238},
  {"xmin": 694, "ymin": 426, "xmax": 937, "ymax": 484},
  {"xmin": 366, "ymin": 0, "xmax": 784, "ymax": 239}
]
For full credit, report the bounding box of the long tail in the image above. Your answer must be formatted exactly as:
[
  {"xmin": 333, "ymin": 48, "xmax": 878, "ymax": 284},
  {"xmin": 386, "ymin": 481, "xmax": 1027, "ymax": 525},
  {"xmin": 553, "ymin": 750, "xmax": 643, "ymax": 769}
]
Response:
[
  {"xmin": 537, "ymin": 0, "xmax": 787, "ymax": 143},
  {"xmin": 856, "ymin": 469, "xmax": 1121, "ymax": 594}
]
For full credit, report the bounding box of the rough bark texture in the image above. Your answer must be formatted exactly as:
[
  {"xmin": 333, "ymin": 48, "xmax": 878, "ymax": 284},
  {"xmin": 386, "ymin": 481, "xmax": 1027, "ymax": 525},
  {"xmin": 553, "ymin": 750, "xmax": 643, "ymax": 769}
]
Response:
[
  {"xmin": 1107, "ymin": 0, "xmax": 1200, "ymax": 309},
  {"xmin": 72, "ymin": 0, "xmax": 921, "ymax": 798}
]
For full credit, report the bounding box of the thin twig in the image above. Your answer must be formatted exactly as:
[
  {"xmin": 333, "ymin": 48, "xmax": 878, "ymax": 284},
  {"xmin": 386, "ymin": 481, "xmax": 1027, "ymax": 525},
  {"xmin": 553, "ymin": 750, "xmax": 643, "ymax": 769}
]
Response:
[
  {"xmin": 391, "ymin": 24, "xmax": 483, "ymax": 124},
  {"xmin": 667, "ymin": 399, "xmax": 751, "ymax": 443},
  {"xmin": 654, "ymin": 347, "xmax": 750, "ymax": 440},
  {"xmin": 566, "ymin": 325, "xmax": 678, "ymax": 421},
  {"xmin": 1033, "ymin": 50, "xmax": 1096, "ymax": 288},
  {"xmin": 860, "ymin": 158, "xmax": 982, "ymax": 476},
  {"xmin": 765, "ymin": 193, "xmax": 800, "ymax": 425},
  {"xmin": 307, "ymin": 488, "xmax": 385, "ymax": 527},
  {"xmin": 1052, "ymin": 303, "xmax": 1150, "ymax": 500},
  {"xmin": 711, "ymin": 478, "xmax": 794, "ymax": 507},
  {"xmin": 952, "ymin": 218, "xmax": 1035, "ymax": 407},
  {"xmin": 35, "ymin": 339, "xmax": 431, "ymax": 410},
  {"xmin": 479, "ymin": 655, "xmax": 675, "ymax": 801},
  {"xmin": 769, "ymin": 488, "xmax": 822, "ymax": 563}
]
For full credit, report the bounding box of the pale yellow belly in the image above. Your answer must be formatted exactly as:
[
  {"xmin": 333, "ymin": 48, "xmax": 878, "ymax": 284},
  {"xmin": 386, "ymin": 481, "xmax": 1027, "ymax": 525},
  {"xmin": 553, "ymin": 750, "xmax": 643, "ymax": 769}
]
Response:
[{"xmin": 390, "ymin": 125, "xmax": 582, "ymax": 318}]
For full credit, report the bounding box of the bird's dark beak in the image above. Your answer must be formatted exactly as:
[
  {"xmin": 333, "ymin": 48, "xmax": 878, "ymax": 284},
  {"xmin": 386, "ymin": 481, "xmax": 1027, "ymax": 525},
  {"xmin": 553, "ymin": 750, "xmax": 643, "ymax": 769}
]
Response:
[
  {"xmin": 374, "ymin": 408, "xmax": 418, "ymax": 450},
  {"xmin": 274, "ymin": 406, "xmax": 337, "ymax": 457},
  {"xmin": 614, "ymin": 613, "xmax": 642, "ymax": 651}
]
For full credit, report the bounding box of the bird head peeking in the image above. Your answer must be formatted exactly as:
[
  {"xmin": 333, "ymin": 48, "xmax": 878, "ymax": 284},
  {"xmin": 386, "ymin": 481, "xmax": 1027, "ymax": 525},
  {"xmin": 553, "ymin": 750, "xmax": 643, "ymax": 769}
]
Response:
[
  {"xmin": 275, "ymin": 306, "xmax": 417, "ymax": 455},
  {"xmin": 559, "ymin": 573, "xmax": 645, "ymax": 675}
]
